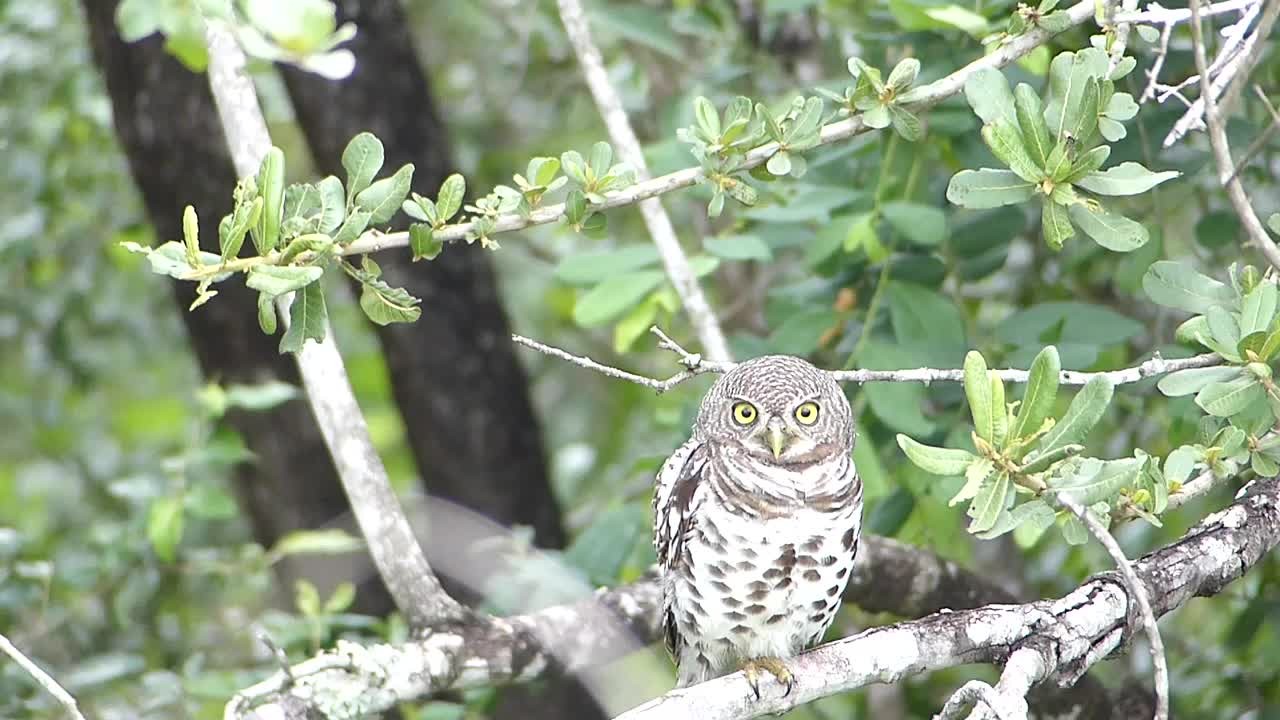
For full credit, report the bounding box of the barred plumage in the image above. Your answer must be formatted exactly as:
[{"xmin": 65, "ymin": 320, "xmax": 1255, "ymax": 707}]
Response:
[{"xmin": 653, "ymin": 355, "xmax": 862, "ymax": 690}]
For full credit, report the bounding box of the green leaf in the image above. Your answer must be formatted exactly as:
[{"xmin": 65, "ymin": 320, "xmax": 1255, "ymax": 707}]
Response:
[
  {"xmin": 889, "ymin": 106, "xmax": 923, "ymax": 141},
  {"xmin": 147, "ymin": 496, "xmax": 184, "ymax": 563},
  {"xmin": 766, "ymin": 151, "xmax": 793, "ymax": 176},
  {"xmin": 704, "ymin": 234, "xmax": 772, "ymax": 261},
  {"xmin": 982, "ymin": 120, "xmax": 1045, "ymax": 182},
  {"xmin": 1075, "ymin": 163, "xmax": 1181, "ymax": 196},
  {"xmin": 946, "ymin": 169, "xmax": 1036, "ymax": 209},
  {"xmin": 254, "ymin": 147, "xmax": 286, "ymax": 254},
  {"xmin": 1195, "ymin": 376, "xmax": 1264, "ymax": 417},
  {"xmin": 436, "ymin": 174, "xmax": 466, "ymax": 223},
  {"xmin": 886, "ymin": 282, "xmax": 967, "ymax": 365},
  {"xmin": 1011, "ymin": 346, "xmax": 1061, "ymax": 442},
  {"xmin": 990, "ymin": 372, "xmax": 1008, "ymax": 449},
  {"xmin": 257, "ymin": 292, "xmax": 277, "ymax": 335},
  {"xmin": 1268, "ymin": 213, "xmax": 1280, "ymax": 235},
  {"xmin": 1158, "ymin": 366, "xmax": 1242, "ymax": 396},
  {"xmin": 1143, "ymin": 261, "xmax": 1234, "ymax": 314},
  {"xmin": 964, "ymin": 67, "xmax": 1016, "ymax": 126},
  {"xmin": 965, "ymin": 351, "xmax": 995, "ymax": 442},
  {"xmin": 182, "ymin": 205, "xmax": 200, "ymax": 265},
  {"xmin": 1014, "ymin": 83, "xmax": 1053, "ymax": 167},
  {"xmin": 331, "ymin": 209, "xmax": 371, "ymax": 245},
  {"xmin": 589, "ymin": 142, "xmax": 613, "ymax": 175},
  {"xmin": 951, "ymin": 458, "xmax": 995, "ymax": 507},
  {"xmin": 694, "ymin": 96, "xmax": 720, "ymax": 138},
  {"xmin": 881, "ymin": 202, "xmax": 947, "ymax": 246},
  {"xmin": 1066, "ymin": 76, "xmax": 1100, "ymax": 144},
  {"xmin": 270, "ymin": 529, "xmax": 364, "ymax": 558},
  {"xmin": 1068, "ymin": 202, "xmax": 1148, "ymax": 251},
  {"xmin": 410, "ymin": 223, "xmax": 443, "ymax": 261},
  {"xmin": 1207, "ymin": 306, "xmax": 1241, "ymax": 353},
  {"xmin": 246, "ymin": 265, "xmax": 324, "ymax": 297},
  {"xmin": 574, "ymin": 271, "xmax": 666, "ymax": 327},
  {"xmin": 1062, "ymin": 146, "xmax": 1111, "ymax": 184},
  {"xmin": 315, "ymin": 175, "xmax": 346, "ymax": 233},
  {"xmin": 614, "ymin": 296, "xmax": 660, "ymax": 353},
  {"xmin": 555, "ymin": 246, "xmax": 659, "ymax": 284},
  {"xmin": 1042, "ymin": 198, "xmax": 1075, "ymax": 250},
  {"xmin": 863, "ymin": 104, "xmax": 891, "ymax": 129},
  {"xmin": 896, "ymin": 435, "xmax": 976, "ymax": 475},
  {"xmin": 976, "ymin": 499, "xmax": 1055, "ymax": 539},
  {"xmin": 1240, "ymin": 281, "xmax": 1278, "ymax": 335},
  {"xmin": 968, "ymin": 471, "xmax": 1011, "ymax": 533},
  {"xmin": 1038, "ymin": 376, "xmax": 1113, "ymax": 455},
  {"xmin": 1050, "ymin": 457, "xmax": 1141, "ymax": 505},
  {"xmin": 279, "ymin": 281, "xmax": 327, "ymax": 353},
  {"xmin": 887, "ymin": 57, "xmax": 920, "ymax": 91},
  {"xmin": 342, "ymin": 132, "xmax": 384, "ymax": 200},
  {"xmin": 355, "ymin": 163, "xmax": 414, "ymax": 224},
  {"xmin": 360, "ymin": 278, "xmax": 422, "ymax": 325}
]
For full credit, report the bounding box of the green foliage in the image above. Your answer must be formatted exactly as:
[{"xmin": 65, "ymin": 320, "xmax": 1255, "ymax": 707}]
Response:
[{"xmin": 946, "ymin": 48, "xmax": 1177, "ymax": 252}]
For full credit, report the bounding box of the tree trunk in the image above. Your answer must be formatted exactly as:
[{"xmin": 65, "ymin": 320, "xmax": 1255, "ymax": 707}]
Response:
[
  {"xmin": 80, "ymin": 0, "xmax": 395, "ymax": 617},
  {"xmin": 277, "ymin": 2, "xmax": 599, "ymax": 717}
]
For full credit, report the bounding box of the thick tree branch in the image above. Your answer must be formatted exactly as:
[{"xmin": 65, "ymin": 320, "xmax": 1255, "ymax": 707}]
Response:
[
  {"xmin": 227, "ymin": 535, "xmax": 1013, "ymax": 718},
  {"xmin": 614, "ymin": 476, "xmax": 1280, "ymax": 720},
  {"xmin": 201, "ymin": 18, "xmax": 464, "ymax": 627},
  {"xmin": 333, "ymin": 0, "xmax": 1097, "ymax": 259},
  {"xmin": 555, "ymin": 0, "xmax": 732, "ymax": 362},
  {"xmin": 1187, "ymin": 0, "xmax": 1280, "ymax": 268},
  {"xmin": 514, "ymin": 328, "xmax": 1222, "ymax": 391}
]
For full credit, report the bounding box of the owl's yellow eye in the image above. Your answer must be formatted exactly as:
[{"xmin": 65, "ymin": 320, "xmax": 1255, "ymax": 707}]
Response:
[
  {"xmin": 795, "ymin": 401, "xmax": 820, "ymax": 425},
  {"xmin": 731, "ymin": 401, "xmax": 758, "ymax": 425}
]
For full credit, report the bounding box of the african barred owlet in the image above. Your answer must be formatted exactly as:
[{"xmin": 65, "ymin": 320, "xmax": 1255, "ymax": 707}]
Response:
[{"xmin": 653, "ymin": 355, "xmax": 862, "ymax": 694}]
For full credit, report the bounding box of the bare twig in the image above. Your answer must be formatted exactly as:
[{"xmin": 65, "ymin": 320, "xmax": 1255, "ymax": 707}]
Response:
[
  {"xmin": 1056, "ymin": 493, "xmax": 1168, "ymax": 720},
  {"xmin": 1163, "ymin": 0, "xmax": 1267, "ymax": 146},
  {"xmin": 935, "ymin": 680, "xmax": 1017, "ymax": 720},
  {"xmin": 514, "ymin": 328, "xmax": 1223, "ymax": 392},
  {"xmin": 937, "ymin": 646, "xmax": 1047, "ymax": 720},
  {"xmin": 0, "ymin": 633, "xmax": 87, "ymax": 720},
  {"xmin": 1225, "ymin": 85, "xmax": 1280, "ymax": 183},
  {"xmin": 1108, "ymin": 0, "xmax": 1140, "ymax": 73},
  {"xmin": 334, "ymin": 0, "xmax": 1097, "ymax": 260},
  {"xmin": 201, "ymin": 18, "xmax": 465, "ymax": 627},
  {"xmin": 555, "ymin": 0, "xmax": 732, "ymax": 362},
  {"xmin": 1116, "ymin": 0, "xmax": 1256, "ymax": 23},
  {"xmin": 1187, "ymin": 0, "xmax": 1280, "ymax": 268}
]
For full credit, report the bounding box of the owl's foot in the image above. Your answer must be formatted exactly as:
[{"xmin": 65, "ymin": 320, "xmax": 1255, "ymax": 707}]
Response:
[{"xmin": 741, "ymin": 656, "xmax": 794, "ymax": 699}]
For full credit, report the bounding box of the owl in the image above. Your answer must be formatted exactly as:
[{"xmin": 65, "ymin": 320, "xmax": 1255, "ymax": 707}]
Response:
[{"xmin": 653, "ymin": 355, "xmax": 862, "ymax": 695}]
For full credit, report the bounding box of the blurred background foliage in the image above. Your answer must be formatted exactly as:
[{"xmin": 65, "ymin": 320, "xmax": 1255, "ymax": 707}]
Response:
[{"xmin": 1, "ymin": 0, "xmax": 1279, "ymax": 718}]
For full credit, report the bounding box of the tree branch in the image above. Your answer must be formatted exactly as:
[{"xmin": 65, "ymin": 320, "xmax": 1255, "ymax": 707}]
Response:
[
  {"xmin": 555, "ymin": 0, "xmax": 731, "ymax": 362},
  {"xmin": 227, "ymin": 534, "xmax": 1014, "ymax": 718},
  {"xmin": 201, "ymin": 18, "xmax": 465, "ymax": 627},
  {"xmin": 514, "ymin": 327, "xmax": 1223, "ymax": 391},
  {"xmin": 0, "ymin": 632, "xmax": 87, "ymax": 720},
  {"xmin": 1057, "ymin": 493, "xmax": 1168, "ymax": 720},
  {"xmin": 1187, "ymin": 0, "xmax": 1280, "ymax": 268},
  {"xmin": 614, "ymin": 476, "xmax": 1280, "ymax": 720},
  {"xmin": 332, "ymin": 0, "xmax": 1097, "ymax": 260}
]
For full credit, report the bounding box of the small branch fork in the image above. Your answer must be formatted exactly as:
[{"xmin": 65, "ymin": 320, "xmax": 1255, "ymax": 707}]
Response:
[{"xmin": 515, "ymin": 326, "xmax": 1222, "ymax": 392}]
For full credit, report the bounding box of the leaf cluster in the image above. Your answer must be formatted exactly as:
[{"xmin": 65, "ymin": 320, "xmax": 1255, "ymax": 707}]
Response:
[
  {"xmin": 947, "ymin": 48, "xmax": 1176, "ymax": 252},
  {"xmin": 818, "ymin": 57, "xmax": 925, "ymax": 141}
]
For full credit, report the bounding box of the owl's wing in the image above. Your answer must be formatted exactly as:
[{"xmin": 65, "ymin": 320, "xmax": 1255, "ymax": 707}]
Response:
[{"xmin": 652, "ymin": 438, "xmax": 709, "ymax": 659}]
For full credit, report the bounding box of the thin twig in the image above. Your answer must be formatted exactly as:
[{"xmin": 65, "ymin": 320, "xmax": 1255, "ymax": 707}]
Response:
[
  {"xmin": 555, "ymin": 0, "xmax": 732, "ymax": 362},
  {"xmin": 333, "ymin": 0, "xmax": 1097, "ymax": 260},
  {"xmin": 934, "ymin": 680, "xmax": 1017, "ymax": 720},
  {"xmin": 1056, "ymin": 493, "xmax": 1168, "ymax": 720},
  {"xmin": 0, "ymin": 632, "xmax": 87, "ymax": 720},
  {"xmin": 1108, "ymin": 0, "xmax": 1140, "ymax": 73},
  {"xmin": 1225, "ymin": 85, "xmax": 1280, "ymax": 183},
  {"xmin": 1116, "ymin": 0, "xmax": 1255, "ymax": 23},
  {"xmin": 1187, "ymin": 0, "xmax": 1280, "ymax": 269},
  {"xmin": 200, "ymin": 17, "xmax": 466, "ymax": 627},
  {"xmin": 513, "ymin": 329, "xmax": 1224, "ymax": 392}
]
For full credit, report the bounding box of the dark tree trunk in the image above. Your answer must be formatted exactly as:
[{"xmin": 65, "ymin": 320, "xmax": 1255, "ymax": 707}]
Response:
[
  {"xmin": 80, "ymin": 0, "xmax": 394, "ymax": 617},
  {"xmin": 277, "ymin": 0, "xmax": 566, "ymax": 565},
  {"xmin": 276, "ymin": 3, "xmax": 599, "ymax": 717}
]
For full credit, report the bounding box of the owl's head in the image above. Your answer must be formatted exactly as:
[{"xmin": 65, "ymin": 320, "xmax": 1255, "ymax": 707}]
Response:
[{"xmin": 696, "ymin": 355, "xmax": 854, "ymax": 465}]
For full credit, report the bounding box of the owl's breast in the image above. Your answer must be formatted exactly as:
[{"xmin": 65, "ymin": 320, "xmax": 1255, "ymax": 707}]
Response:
[{"xmin": 671, "ymin": 486, "xmax": 861, "ymax": 667}]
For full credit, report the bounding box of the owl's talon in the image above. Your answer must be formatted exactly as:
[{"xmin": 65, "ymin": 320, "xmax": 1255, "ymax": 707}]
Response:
[{"xmin": 741, "ymin": 657, "xmax": 794, "ymax": 699}]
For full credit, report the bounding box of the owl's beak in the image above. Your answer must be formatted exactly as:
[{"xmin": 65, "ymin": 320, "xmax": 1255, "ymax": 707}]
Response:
[{"xmin": 767, "ymin": 418, "xmax": 789, "ymax": 459}]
